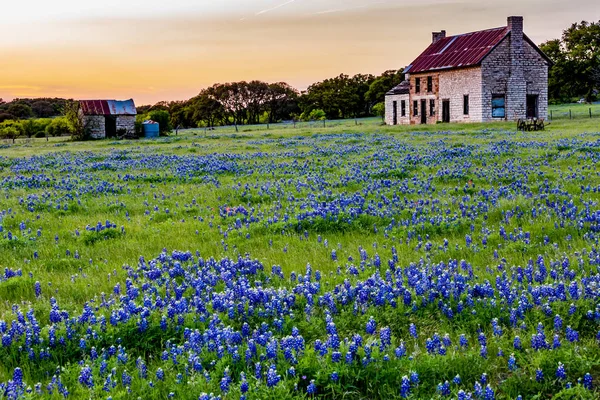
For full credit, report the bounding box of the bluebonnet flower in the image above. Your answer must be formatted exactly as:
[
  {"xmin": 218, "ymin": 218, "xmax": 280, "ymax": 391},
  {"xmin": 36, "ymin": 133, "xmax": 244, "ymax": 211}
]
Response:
[
  {"xmin": 437, "ymin": 381, "xmax": 450, "ymax": 396},
  {"xmin": 79, "ymin": 365, "xmax": 94, "ymax": 388},
  {"xmin": 556, "ymin": 362, "xmax": 566, "ymax": 380},
  {"xmin": 330, "ymin": 372, "xmax": 339, "ymax": 382},
  {"xmin": 366, "ymin": 316, "xmax": 376, "ymax": 335},
  {"xmin": 307, "ymin": 380, "xmax": 317, "ymax": 395},
  {"xmin": 583, "ymin": 373, "xmax": 593, "ymax": 390},
  {"xmin": 156, "ymin": 368, "xmax": 164, "ymax": 381},
  {"xmin": 536, "ymin": 369, "xmax": 544, "ymax": 382},
  {"xmin": 400, "ymin": 375, "xmax": 411, "ymax": 398},
  {"xmin": 508, "ymin": 353, "xmax": 517, "ymax": 370},
  {"xmin": 409, "ymin": 323, "xmax": 418, "ymax": 338}
]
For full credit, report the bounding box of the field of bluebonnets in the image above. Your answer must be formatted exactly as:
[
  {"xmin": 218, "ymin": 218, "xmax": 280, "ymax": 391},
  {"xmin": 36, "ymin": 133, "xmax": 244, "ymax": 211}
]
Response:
[{"xmin": 0, "ymin": 119, "xmax": 599, "ymax": 400}]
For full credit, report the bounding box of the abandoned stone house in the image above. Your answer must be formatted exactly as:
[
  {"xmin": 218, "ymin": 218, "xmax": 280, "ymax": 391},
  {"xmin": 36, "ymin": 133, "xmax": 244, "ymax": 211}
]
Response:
[
  {"xmin": 385, "ymin": 16, "xmax": 551, "ymax": 125},
  {"xmin": 80, "ymin": 99, "xmax": 137, "ymax": 139}
]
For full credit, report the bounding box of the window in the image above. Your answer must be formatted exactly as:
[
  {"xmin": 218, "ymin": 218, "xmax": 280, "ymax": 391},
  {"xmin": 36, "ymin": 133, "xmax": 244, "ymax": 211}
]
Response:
[
  {"xmin": 430, "ymin": 99, "xmax": 435, "ymax": 117},
  {"xmin": 401, "ymin": 100, "xmax": 406, "ymax": 117},
  {"xmin": 413, "ymin": 100, "xmax": 418, "ymax": 116},
  {"xmin": 427, "ymin": 76, "xmax": 433, "ymax": 92},
  {"xmin": 492, "ymin": 95, "xmax": 506, "ymax": 118},
  {"xmin": 463, "ymin": 95, "xmax": 469, "ymax": 115},
  {"xmin": 415, "ymin": 78, "xmax": 421, "ymax": 93}
]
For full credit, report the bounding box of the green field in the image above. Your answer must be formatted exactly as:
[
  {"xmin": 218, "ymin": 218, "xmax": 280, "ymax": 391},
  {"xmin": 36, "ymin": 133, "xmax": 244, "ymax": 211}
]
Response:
[{"xmin": 0, "ymin": 118, "xmax": 598, "ymax": 399}]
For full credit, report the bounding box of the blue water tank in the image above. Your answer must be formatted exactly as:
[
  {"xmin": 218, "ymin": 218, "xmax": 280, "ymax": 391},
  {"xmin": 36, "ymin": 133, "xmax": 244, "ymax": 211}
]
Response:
[{"xmin": 142, "ymin": 120, "xmax": 160, "ymax": 138}]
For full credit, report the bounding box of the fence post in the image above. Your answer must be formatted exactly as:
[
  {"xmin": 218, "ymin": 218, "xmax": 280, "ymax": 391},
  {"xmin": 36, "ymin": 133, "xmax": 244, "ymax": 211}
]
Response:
[
  {"xmin": 569, "ymin": 109, "xmax": 572, "ymax": 120},
  {"xmin": 323, "ymin": 120, "xmax": 326, "ymax": 128},
  {"xmin": 550, "ymin": 110, "xmax": 553, "ymax": 121},
  {"xmin": 590, "ymin": 108, "xmax": 592, "ymax": 119}
]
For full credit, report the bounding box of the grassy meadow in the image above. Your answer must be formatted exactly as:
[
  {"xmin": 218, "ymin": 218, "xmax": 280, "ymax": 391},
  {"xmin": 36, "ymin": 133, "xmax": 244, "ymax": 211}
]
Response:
[{"xmin": 0, "ymin": 118, "xmax": 599, "ymax": 399}]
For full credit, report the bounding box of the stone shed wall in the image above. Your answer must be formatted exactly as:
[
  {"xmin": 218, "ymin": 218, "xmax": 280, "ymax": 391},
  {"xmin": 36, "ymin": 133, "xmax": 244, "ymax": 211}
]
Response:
[
  {"xmin": 84, "ymin": 116, "xmax": 106, "ymax": 139},
  {"xmin": 116, "ymin": 116, "xmax": 136, "ymax": 136}
]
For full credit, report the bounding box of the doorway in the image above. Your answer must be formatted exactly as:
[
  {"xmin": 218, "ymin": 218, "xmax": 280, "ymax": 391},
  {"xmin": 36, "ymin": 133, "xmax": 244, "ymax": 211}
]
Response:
[
  {"xmin": 420, "ymin": 100, "xmax": 427, "ymax": 124},
  {"xmin": 526, "ymin": 95, "xmax": 538, "ymax": 119},
  {"xmin": 392, "ymin": 101, "xmax": 398, "ymax": 125},
  {"xmin": 442, "ymin": 100, "xmax": 450, "ymax": 123},
  {"xmin": 105, "ymin": 116, "xmax": 117, "ymax": 138}
]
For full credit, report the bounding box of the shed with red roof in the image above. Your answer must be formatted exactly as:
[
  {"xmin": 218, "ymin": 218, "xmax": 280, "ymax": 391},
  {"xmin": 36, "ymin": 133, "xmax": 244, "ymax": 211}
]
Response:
[{"xmin": 79, "ymin": 99, "xmax": 137, "ymax": 139}]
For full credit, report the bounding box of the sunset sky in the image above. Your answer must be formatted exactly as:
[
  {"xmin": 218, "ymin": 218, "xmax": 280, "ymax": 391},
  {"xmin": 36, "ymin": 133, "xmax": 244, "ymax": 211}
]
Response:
[{"xmin": 1, "ymin": 0, "xmax": 598, "ymax": 105}]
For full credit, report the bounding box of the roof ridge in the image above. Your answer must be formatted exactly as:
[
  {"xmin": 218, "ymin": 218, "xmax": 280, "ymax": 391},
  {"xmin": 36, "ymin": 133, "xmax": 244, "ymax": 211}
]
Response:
[{"xmin": 444, "ymin": 26, "xmax": 508, "ymax": 40}]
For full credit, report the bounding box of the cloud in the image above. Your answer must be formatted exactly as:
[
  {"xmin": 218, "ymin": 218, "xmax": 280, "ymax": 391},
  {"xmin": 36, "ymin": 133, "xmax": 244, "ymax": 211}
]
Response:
[{"xmin": 256, "ymin": 0, "xmax": 296, "ymax": 15}]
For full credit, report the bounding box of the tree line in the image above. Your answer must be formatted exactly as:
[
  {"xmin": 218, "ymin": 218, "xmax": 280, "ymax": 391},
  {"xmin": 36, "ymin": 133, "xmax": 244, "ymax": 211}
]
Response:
[{"xmin": 135, "ymin": 71, "xmax": 404, "ymax": 130}]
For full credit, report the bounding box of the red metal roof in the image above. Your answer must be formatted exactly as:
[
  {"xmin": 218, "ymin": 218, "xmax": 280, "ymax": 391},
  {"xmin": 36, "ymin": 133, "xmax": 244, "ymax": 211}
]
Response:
[
  {"xmin": 404, "ymin": 27, "xmax": 509, "ymax": 74},
  {"xmin": 80, "ymin": 99, "xmax": 137, "ymax": 116}
]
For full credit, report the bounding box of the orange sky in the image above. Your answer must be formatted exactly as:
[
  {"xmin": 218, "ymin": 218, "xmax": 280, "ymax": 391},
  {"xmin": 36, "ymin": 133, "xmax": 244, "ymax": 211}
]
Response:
[{"xmin": 0, "ymin": 0, "xmax": 598, "ymax": 105}]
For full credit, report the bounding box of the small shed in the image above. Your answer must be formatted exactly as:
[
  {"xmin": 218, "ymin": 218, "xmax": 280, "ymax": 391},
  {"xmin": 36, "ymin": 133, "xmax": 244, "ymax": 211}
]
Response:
[
  {"xmin": 142, "ymin": 120, "xmax": 160, "ymax": 138},
  {"xmin": 80, "ymin": 99, "xmax": 137, "ymax": 139}
]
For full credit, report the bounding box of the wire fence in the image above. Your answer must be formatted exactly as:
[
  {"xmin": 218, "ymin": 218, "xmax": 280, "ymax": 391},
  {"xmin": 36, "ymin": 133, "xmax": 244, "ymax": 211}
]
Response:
[
  {"xmin": 548, "ymin": 105, "xmax": 600, "ymax": 120},
  {"xmin": 177, "ymin": 117, "xmax": 384, "ymax": 136}
]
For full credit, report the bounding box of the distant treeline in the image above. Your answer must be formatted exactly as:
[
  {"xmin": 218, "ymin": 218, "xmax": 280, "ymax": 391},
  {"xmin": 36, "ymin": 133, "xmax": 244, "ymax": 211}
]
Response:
[
  {"xmin": 0, "ymin": 98, "xmax": 67, "ymax": 122},
  {"xmin": 136, "ymin": 70, "xmax": 405, "ymax": 129}
]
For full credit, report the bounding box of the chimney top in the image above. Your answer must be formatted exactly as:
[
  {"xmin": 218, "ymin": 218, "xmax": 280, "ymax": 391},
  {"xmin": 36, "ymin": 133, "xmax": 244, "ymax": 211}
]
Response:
[
  {"xmin": 432, "ymin": 30, "xmax": 447, "ymax": 44},
  {"xmin": 507, "ymin": 16, "xmax": 523, "ymax": 32}
]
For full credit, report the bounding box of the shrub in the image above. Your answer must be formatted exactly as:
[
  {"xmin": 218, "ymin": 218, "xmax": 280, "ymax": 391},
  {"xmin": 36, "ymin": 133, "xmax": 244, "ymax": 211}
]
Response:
[
  {"xmin": 19, "ymin": 119, "xmax": 38, "ymax": 138},
  {"xmin": 45, "ymin": 118, "xmax": 71, "ymax": 137},
  {"xmin": 0, "ymin": 126, "xmax": 20, "ymax": 143},
  {"xmin": 34, "ymin": 131, "xmax": 46, "ymax": 138},
  {"xmin": 372, "ymin": 102, "xmax": 385, "ymax": 119}
]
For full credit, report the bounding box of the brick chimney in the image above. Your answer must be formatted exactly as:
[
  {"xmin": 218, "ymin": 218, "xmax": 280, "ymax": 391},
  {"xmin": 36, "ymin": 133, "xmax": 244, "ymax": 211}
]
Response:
[
  {"xmin": 507, "ymin": 16, "xmax": 523, "ymax": 48},
  {"xmin": 507, "ymin": 16, "xmax": 526, "ymax": 120},
  {"xmin": 432, "ymin": 30, "xmax": 446, "ymax": 43}
]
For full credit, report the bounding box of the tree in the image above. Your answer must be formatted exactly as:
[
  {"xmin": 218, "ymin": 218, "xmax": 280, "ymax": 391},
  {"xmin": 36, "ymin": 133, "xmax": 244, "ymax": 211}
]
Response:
[
  {"xmin": 45, "ymin": 118, "xmax": 71, "ymax": 137},
  {"xmin": 19, "ymin": 119, "xmax": 38, "ymax": 138},
  {"xmin": 0, "ymin": 126, "xmax": 20, "ymax": 143},
  {"xmin": 188, "ymin": 93, "xmax": 224, "ymax": 128},
  {"xmin": 7, "ymin": 103, "xmax": 34, "ymax": 119},
  {"xmin": 31, "ymin": 100, "xmax": 56, "ymax": 118},
  {"xmin": 0, "ymin": 113, "xmax": 14, "ymax": 123},
  {"xmin": 365, "ymin": 70, "xmax": 405, "ymax": 111},
  {"xmin": 372, "ymin": 102, "xmax": 385, "ymax": 121},
  {"xmin": 64, "ymin": 101, "xmax": 86, "ymax": 140},
  {"xmin": 300, "ymin": 73, "xmax": 376, "ymax": 120},
  {"xmin": 541, "ymin": 20, "xmax": 600, "ymax": 102},
  {"xmin": 147, "ymin": 110, "xmax": 172, "ymax": 135},
  {"xmin": 265, "ymin": 82, "xmax": 299, "ymax": 123}
]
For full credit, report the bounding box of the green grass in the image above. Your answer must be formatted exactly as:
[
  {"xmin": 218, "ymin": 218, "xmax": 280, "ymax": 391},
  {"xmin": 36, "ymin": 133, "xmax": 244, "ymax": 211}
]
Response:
[{"xmin": 0, "ymin": 116, "xmax": 598, "ymax": 399}]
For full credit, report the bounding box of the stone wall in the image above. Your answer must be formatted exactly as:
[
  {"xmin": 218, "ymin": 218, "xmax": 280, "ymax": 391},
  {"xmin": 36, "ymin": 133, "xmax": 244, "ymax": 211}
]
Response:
[
  {"xmin": 385, "ymin": 93, "xmax": 410, "ymax": 125},
  {"xmin": 84, "ymin": 116, "xmax": 106, "ymax": 139},
  {"xmin": 523, "ymin": 40, "xmax": 549, "ymax": 120},
  {"xmin": 116, "ymin": 116, "xmax": 136, "ymax": 136},
  {"xmin": 481, "ymin": 34, "xmax": 549, "ymax": 121},
  {"xmin": 438, "ymin": 67, "xmax": 483, "ymax": 122}
]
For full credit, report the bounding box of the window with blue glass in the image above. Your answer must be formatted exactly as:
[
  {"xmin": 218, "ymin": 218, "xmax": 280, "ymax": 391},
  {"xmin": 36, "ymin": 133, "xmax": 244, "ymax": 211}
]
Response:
[{"xmin": 492, "ymin": 95, "xmax": 506, "ymax": 118}]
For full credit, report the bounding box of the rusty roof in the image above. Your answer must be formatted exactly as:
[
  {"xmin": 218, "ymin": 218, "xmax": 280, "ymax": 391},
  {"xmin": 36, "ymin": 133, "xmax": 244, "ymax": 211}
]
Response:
[
  {"xmin": 80, "ymin": 99, "xmax": 137, "ymax": 116},
  {"xmin": 386, "ymin": 80, "xmax": 410, "ymax": 95},
  {"xmin": 404, "ymin": 27, "xmax": 510, "ymax": 74}
]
